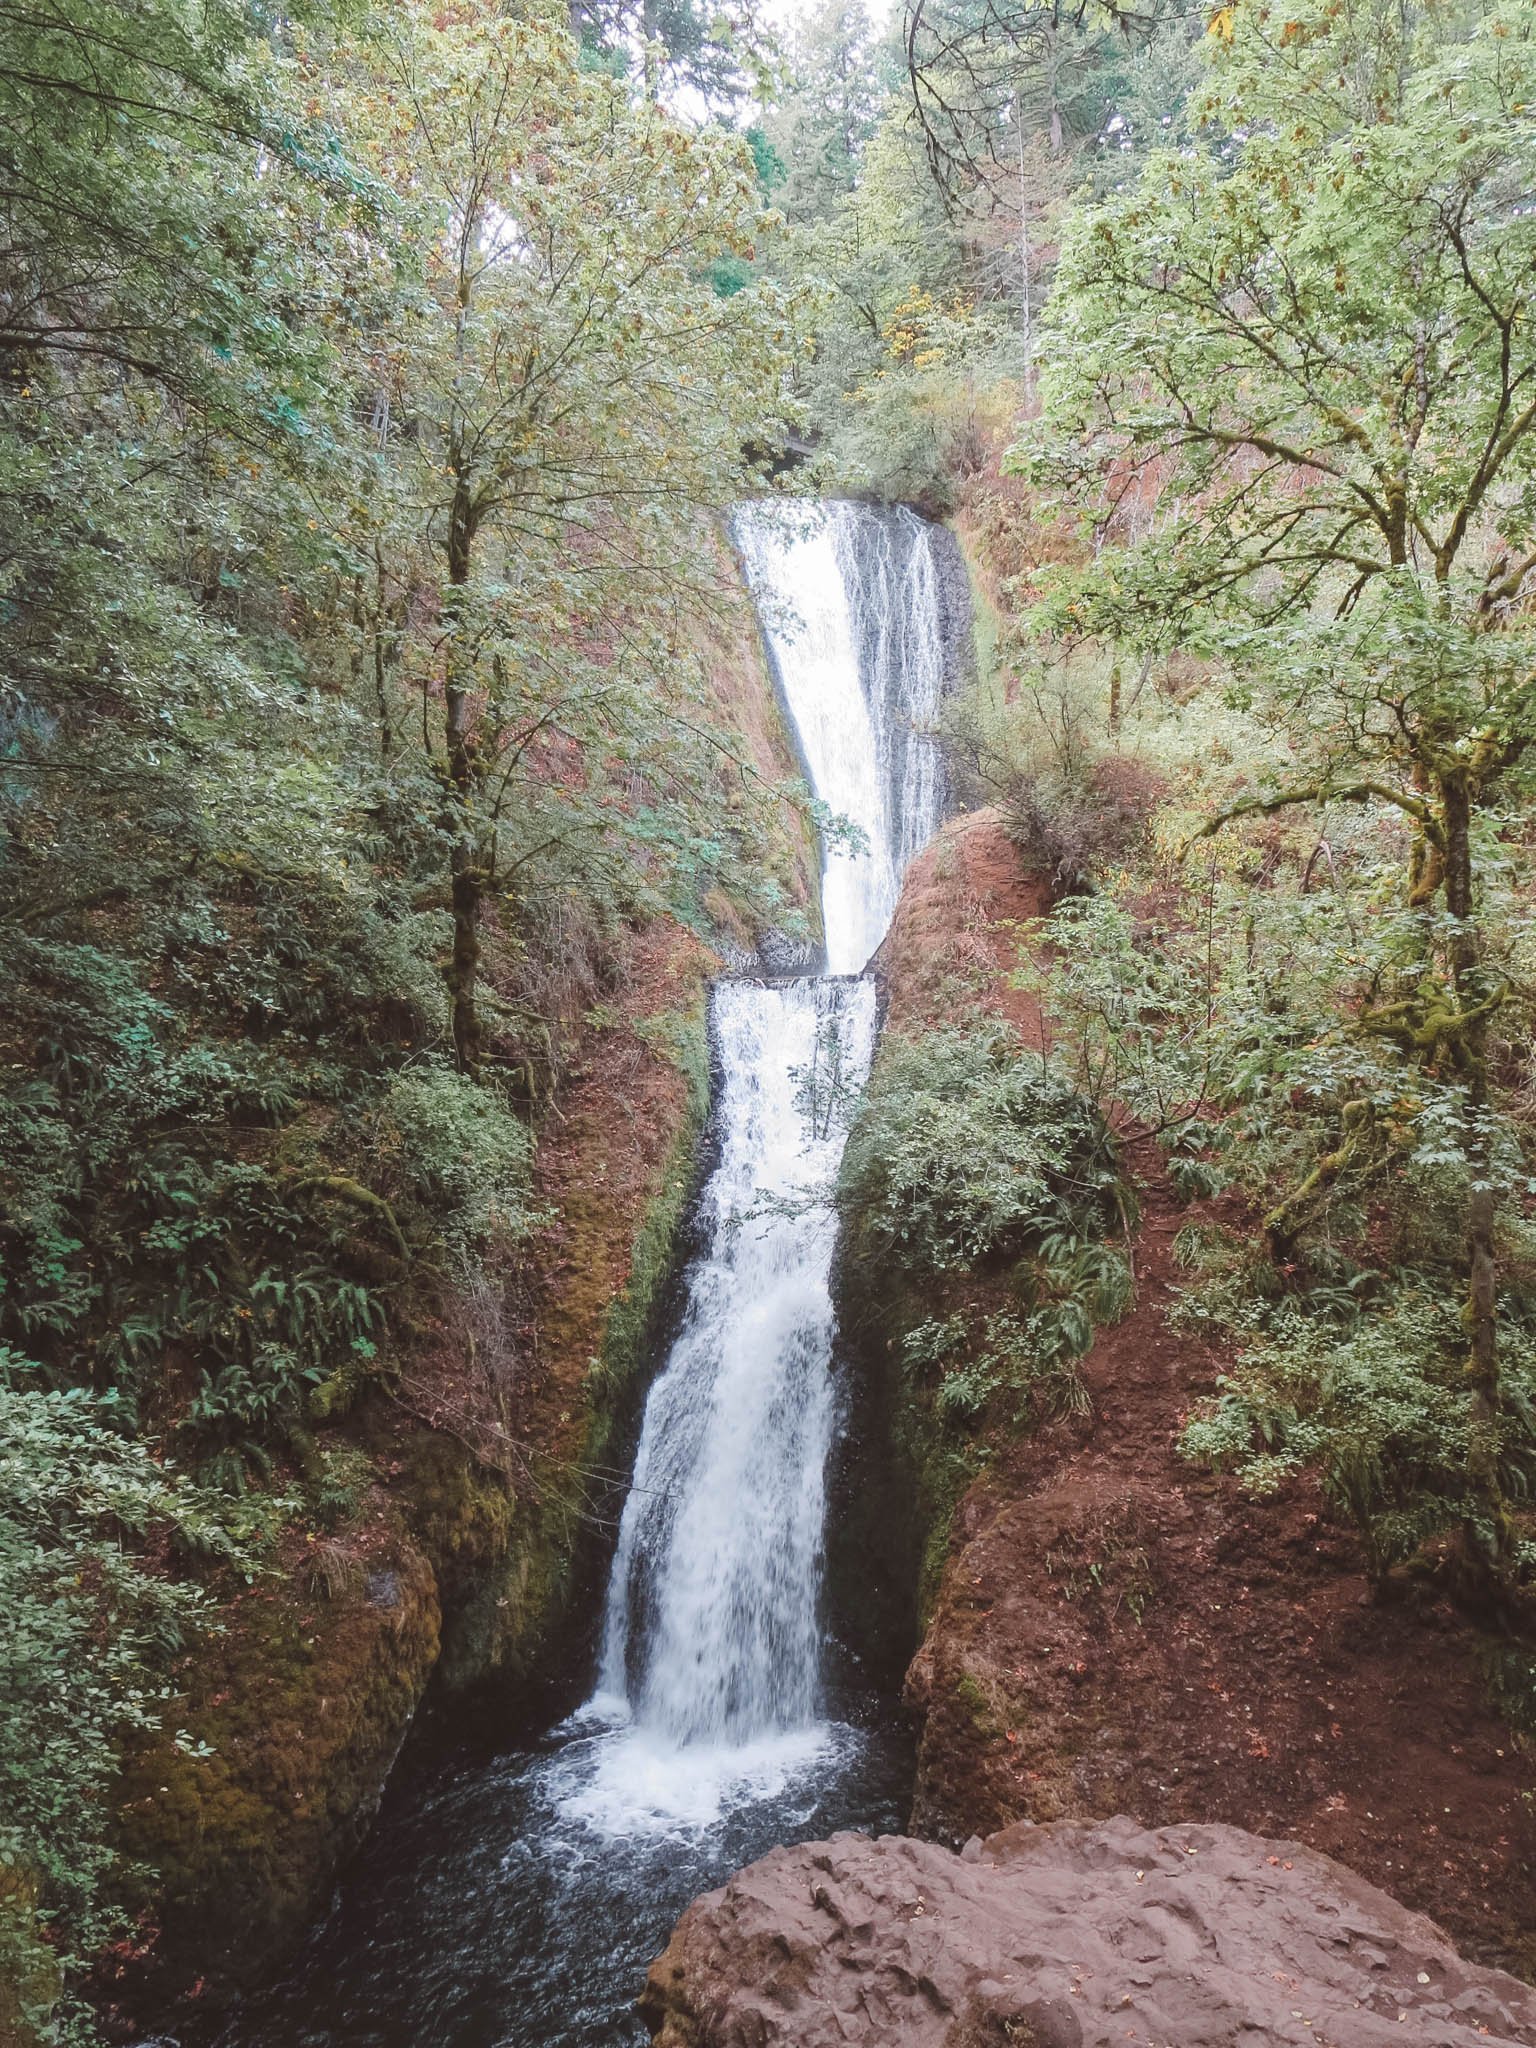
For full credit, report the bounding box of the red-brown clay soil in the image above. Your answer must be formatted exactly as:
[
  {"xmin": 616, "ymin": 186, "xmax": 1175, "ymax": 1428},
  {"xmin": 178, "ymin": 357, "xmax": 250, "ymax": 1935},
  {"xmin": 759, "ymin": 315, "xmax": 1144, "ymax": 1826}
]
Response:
[
  {"xmin": 524, "ymin": 919, "xmax": 716, "ymax": 1427},
  {"xmin": 873, "ymin": 804, "xmax": 1052, "ymax": 1039},
  {"xmin": 879, "ymin": 809, "xmax": 1536, "ymax": 1976}
]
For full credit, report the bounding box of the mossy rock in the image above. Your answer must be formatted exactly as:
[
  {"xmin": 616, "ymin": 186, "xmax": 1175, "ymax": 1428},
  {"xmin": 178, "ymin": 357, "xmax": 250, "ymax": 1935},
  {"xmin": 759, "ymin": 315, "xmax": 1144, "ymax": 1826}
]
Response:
[
  {"xmin": 432, "ymin": 1082, "xmax": 711, "ymax": 1698},
  {"xmin": 824, "ymin": 1247, "xmax": 980, "ymax": 1680},
  {"xmin": 114, "ymin": 1538, "xmax": 439, "ymax": 2017}
]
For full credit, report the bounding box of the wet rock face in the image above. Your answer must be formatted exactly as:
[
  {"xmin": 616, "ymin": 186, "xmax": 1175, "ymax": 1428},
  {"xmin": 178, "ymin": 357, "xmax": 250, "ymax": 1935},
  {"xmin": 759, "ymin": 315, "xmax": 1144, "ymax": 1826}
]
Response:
[{"xmin": 640, "ymin": 1816, "xmax": 1536, "ymax": 2048}]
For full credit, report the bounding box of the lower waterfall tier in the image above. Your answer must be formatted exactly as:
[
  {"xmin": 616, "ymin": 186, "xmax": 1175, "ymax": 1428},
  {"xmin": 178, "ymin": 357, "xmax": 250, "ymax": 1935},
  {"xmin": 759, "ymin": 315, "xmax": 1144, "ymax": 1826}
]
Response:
[{"xmin": 597, "ymin": 976, "xmax": 876, "ymax": 1748}]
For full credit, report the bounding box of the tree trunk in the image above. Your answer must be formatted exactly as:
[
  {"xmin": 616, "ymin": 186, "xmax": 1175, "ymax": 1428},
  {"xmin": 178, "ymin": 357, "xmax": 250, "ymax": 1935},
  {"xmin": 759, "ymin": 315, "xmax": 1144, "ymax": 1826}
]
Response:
[
  {"xmin": 444, "ymin": 487, "xmax": 484, "ymax": 1079},
  {"xmin": 447, "ymin": 847, "xmax": 483, "ymax": 1077},
  {"xmin": 1406, "ymin": 760, "xmax": 1444, "ymax": 905},
  {"xmin": 1014, "ymin": 90, "xmax": 1034, "ymax": 410},
  {"xmin": 372, "ymin": 541, "xmax": 395, "ymax": 766},
  {"xmin": 1440, "ymin": 768, "xmax": 1512, "ymax": 1594}
]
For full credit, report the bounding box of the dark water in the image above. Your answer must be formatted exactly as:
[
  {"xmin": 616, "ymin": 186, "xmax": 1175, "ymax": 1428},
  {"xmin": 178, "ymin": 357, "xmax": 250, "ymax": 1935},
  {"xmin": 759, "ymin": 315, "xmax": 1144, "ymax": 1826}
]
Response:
[{"xmin": 216, "ymin": 1698, "xmax": 909, "ymax": 2048}]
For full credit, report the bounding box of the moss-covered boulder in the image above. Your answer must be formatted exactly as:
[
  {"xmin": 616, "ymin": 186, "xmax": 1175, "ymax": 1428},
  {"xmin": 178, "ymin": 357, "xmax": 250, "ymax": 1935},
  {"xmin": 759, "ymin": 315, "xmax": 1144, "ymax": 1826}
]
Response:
[{"xmin": 108, "ymin": 1533, "xmax": 438, "ymax": 2029}]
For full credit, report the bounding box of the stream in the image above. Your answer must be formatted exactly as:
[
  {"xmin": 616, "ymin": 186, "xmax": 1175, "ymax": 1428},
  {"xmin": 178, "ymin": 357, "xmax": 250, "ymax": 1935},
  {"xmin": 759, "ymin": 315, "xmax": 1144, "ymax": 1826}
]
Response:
[{"xmin": 217, "ymin": 499, "xmax": 954, "ymax": 2048}]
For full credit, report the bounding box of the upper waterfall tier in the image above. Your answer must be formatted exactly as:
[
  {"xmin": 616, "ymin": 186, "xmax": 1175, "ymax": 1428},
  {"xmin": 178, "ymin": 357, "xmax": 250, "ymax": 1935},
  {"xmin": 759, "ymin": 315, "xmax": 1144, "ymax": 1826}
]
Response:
[{"xmin": 733, "ymin": 502, "xmax": 951, "ymax": 976}]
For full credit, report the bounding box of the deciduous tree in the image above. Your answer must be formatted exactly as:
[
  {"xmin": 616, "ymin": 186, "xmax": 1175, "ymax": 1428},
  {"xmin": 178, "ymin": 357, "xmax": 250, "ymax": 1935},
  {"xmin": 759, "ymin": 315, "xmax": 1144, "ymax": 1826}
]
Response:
[{"xmin": 1028, "ymin": 0, "xmax": 1536, "ymax": 1595}]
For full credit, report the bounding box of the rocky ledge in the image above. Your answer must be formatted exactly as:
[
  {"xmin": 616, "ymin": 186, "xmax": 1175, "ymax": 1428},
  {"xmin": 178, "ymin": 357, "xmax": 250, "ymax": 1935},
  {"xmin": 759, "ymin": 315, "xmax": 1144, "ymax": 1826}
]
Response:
[{"xmin": 640, "ymin": 1815, "xmax": 1536, "ymax": 2048}]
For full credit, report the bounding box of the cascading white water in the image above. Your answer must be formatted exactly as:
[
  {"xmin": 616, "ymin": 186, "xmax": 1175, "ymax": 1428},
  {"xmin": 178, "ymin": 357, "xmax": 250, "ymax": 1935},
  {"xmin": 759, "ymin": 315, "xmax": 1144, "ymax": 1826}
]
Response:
[
  {"xmin": 843, "ymin": 507, "xmax": 947, "ymax": 898},
  {"xmin": 595, "ymin": 976, "xmax": 876, "ymax": 1744},
  {"xmin": 589, "ymin": 500, "xmax": 949, "ymax": 1789},
  {"xmin": 733, "ymin": 500, "xmax": 949, "ymax": 975}
]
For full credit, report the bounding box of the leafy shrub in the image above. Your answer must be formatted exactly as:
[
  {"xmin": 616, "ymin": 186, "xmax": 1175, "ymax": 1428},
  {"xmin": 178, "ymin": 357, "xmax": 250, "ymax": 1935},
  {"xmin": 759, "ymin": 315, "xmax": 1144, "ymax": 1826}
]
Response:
[
  {"xmin": 1180, "ymin": 1288, "xmax": 1536, "ymax": 1584},
  {"xmin": 1005, "ymin": 753, "xmax": 1164, "ymax": 897},
  {"xmin": 904, "ymin": 1305, "xmax": 1102, "ymax": 1429},
  {"xmin": 309, "ymin": 1442, "xmax": 374, "ymax": 1531},
  {"xmin": 376, "ymin": 1067, "xmax": 537, "ymax": 1262},
  {"xmin": 843, "ymin": 1025, "xmax": 1132, "ymax": 1459},
  {"xmin": 1025, "ymin": 885, "xmax": 1536, "ymax": 1245},
  {"xmin": 837, "ymin": 1022, "xmax": 1126, "ymax": 1275},
  {"xmin": 0, "ymin": 931, "xmax": 412, "ymax": 1479},
  {"xmin": 0, "ymin": 1357, "xmax": 255, "ymax": 2040}
]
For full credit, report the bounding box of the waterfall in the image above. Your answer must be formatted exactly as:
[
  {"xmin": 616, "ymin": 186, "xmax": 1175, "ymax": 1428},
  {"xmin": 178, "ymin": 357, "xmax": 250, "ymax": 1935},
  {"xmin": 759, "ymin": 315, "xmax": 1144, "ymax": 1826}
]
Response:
[
  {"xmin": 587, "ymin": 499, "xmax": 950, "ymax": 1794},
  {"xmin": 732, "ymin": 500, "xmax": 949, "ymax": 976},
  {"xmin": 594, "ymin": 976, "xmax": 876, "ymax": 1743},
  {"xmin": 211, "ymin": 507, "xmax": 963, "ymax": 2048}
]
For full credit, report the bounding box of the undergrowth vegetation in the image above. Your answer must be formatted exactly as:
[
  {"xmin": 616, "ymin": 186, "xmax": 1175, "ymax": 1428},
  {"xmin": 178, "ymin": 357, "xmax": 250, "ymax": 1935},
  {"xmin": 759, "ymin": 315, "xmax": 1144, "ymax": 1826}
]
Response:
[
  {"xmin": 838, "ymin": 1021, "xmax": 1132, "ymax": 1441},
  {"xmin": 1179, "ymin": 1287, "xmax": 1536, "ymax": 1589},
  {"xmin": 0, "ymin": 1370, "xmax": 260, "ymax": 2045},
  {"xmin": 1019, "ymin": 851, "xmax": 1536, "ymax": 1607},
  {"xmin": 839, "ymin": 1022, "xmax": 1127, "ymax": 1276}
]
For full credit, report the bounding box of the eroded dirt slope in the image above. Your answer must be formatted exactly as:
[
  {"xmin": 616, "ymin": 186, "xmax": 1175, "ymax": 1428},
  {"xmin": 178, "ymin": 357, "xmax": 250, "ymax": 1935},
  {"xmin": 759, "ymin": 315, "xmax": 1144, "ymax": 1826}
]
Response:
[{"xmin": 870, "ymin": 808, "xmax": 1536, "ymax": 1973}]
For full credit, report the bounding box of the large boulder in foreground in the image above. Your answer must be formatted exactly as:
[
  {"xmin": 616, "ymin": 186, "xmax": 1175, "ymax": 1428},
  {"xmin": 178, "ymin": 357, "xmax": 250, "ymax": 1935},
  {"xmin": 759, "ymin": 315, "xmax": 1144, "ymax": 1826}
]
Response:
[{"xmin": 640, "ymin": 1815, "xmax": 1536, "ymax": 2047}]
